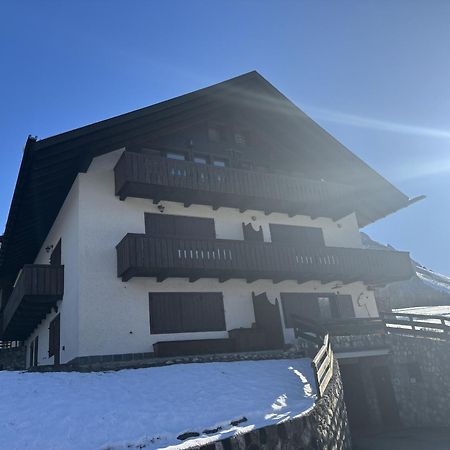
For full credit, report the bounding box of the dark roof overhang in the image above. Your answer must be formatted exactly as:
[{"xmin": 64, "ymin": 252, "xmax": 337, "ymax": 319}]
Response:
[{"xmin": 0, "ymin": 71, "xmax": 419, "ymax": 291}]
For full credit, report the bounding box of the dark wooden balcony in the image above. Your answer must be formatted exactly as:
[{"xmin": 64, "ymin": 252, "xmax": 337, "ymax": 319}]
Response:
[
  {"xmin": 116, "ymin": 234, "xmax": 414, "ymax": 285},
  {"xmin": 1, "ymin": 265, "xmax": 64, "ymax": 340},
  {"xmin": 114, "ymin": 151, "xmax": 359, "ymax": 219}
]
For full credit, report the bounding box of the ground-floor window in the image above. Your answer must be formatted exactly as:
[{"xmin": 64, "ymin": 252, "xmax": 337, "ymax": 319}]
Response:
[{"xmin": 149, "ymin": 292, "xmax": 226, "ymax": 334}]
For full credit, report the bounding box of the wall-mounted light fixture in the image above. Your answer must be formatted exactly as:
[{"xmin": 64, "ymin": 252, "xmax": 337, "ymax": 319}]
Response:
[
  {"xmin": 157, "ymin": 203, "xmax": 165, "ymax": 213},
  {"xmin": 45, "ymin": 244, "xmax": 54, "ymax": 253}
]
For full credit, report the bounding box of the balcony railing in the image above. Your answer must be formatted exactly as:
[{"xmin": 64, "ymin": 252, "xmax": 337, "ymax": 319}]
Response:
[
  {"xmin": 114, "ymin": 152, "xmax": 359, "ymax": 219},
  {"xmin": 1, "ymin": 265, "xmax": 64, "ymax": 340},
  {"xmin": 116, "ymin": 234, "xmax": 414, "ymax": 285}
]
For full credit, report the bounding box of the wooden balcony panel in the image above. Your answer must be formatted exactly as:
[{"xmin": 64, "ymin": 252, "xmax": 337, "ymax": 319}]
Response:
[
  {"xmin": 1, "ymin": 265, "xmax": 64, "ymax": 340},
  {"xmin": 114, "ymin": 152, "xmax": 357, "ymax": 218},
  {"xmin": 116, "ymin": 234, "xmax": 414, "ymax": 285}
]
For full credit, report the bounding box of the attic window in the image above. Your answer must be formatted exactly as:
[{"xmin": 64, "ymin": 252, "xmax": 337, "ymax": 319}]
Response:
[
  {"xmin": 212, "ymin": 158, "xmax": 228, "ymax": 168},
  {"xmin": 234, "ymin": 130, "xmax": 250, "ymax": 146},
  {"xmin": 166, "ymin": 152, "xmax": 186, "ymax": 161},
  {"xmin": 193, "ymin": 154, "xmax": 208, "ymax": 164},
  {"xmin": 208, "ymin": 124, "xmax": 227, "ymax": 143}
]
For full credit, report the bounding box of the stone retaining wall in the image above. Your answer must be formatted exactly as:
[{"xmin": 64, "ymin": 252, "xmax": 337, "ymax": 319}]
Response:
[
  {"xmin": 188, "ymin": 360, "xmax": 351, "ymax": 450},
  {"xmin": 389, "ymin": 334, "xmax": 450, "ymax": 428},
  {"xmin": 30, "ymin": 348, "xmax": 308, "ymax": 372},
  {"xmin": 0, "ymin": 347, "xmax": 26, "ymax": 371}
]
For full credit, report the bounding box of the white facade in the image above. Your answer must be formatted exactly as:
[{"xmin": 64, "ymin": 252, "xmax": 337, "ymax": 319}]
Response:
[{"xmin": 25, "ymin": 150, "xmax": 379, "ymax": 366}]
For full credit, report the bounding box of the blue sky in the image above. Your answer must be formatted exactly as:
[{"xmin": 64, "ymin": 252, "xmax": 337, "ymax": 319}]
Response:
[{"xmin": 1, "ymin": 1, "xmax": 449, "ymax": 274}]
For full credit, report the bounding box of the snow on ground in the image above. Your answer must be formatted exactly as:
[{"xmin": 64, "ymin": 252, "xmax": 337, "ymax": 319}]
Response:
[{"xmin": 0, "ymin": 358, "xmax": 315, "ymax": 450}]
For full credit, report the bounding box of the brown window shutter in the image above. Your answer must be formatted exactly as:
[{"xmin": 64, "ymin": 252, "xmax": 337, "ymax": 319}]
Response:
[
  {"xmin": 145, "ymin": 213, "xmax": 215, "ymax": 239},
  {"xmin": 149, "ymin": 292, "xmax": 225, "ymax": 334}
]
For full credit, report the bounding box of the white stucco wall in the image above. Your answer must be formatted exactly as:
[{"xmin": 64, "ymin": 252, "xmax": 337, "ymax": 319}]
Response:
[
  {"xmin": 25, "ymin": 177, "xmax": 80, "ymax": 366},
  {"xmin": 23, "ymin": 148, "xmax": 378, "ymax": 364},
  {"xmin": 72, "ymin": 150, "xmax": 376, "ymax": 359}
]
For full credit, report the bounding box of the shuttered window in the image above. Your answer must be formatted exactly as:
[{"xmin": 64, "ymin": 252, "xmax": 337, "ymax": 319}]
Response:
[
  {"xmin": 335, "ymin": 295, "xmax": 355, "ymax": 319},
  {"xmin": 281, "ymin": 293, "xmax": 321, "ymax": 327},
  {"xmin": 269, "ymin": 224, "xmax": 325, "ymax": 247},
  {"xmin": 145, "ymin": 213, "xmax": 216, "ymax": 239},
  {"xmin": 281, "ymin": 293, "xmax": 355, "ymax": 327},
  {"xmin": 149, "ymin": 292, "xmax": 226, "ymax": 334}
]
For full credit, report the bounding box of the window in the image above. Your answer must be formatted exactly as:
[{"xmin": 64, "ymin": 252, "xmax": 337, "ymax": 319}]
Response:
[
  {"xmin": 166, "ymin": 152, "xmax": 186, "ymax": 161},
  {"xmin": 208, "ymin": 124, "xmax": 227, "ymax": 143},
  {"xmin": 317, "ymin": 297, "xmax": 333, "ymax": 321},
  {"xmin": 145, "ymin": 213, "xmax": 216, "ymax": 239},
  {"xmin": 193, "ymin": 154, "xmax": 208, "ymax": 164},
  {"xmin": 149, "ymin": 292, "xmax": 226, "ymax": 334},
  {"xmin": 269, "ymin": 224, "xmax": 325, "ymax": 247},
  {"xmin": 281, "ymin": 293, "xmax": 355, "ymax": 327},
  {"xmin": 234, "ymin": 130, "xmax": 250, "ymax": 146},
  {"xmin": 335, "ymin": 295, "xmax": 355, "ymax": 319},
  {"xmin": 212, "ymin": 157, "xmax": 228, "ymax": 168},
  {"xmin": 281, "ymin": 293, "xmax": 321, "ymax": 327},
  {"xmin": 239, "ymin": 161, "xmax": 253, "ymax": 170}
]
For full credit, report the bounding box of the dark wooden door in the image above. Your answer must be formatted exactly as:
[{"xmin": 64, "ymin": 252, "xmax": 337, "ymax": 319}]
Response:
[
  {"xmin": 242, "ymin": 223, "xmax": 263, "ymax": 241},
  {"xmin": 49, "ymin": 315, "xmax": 60, "ymax": 365},
  {"xmin": 371, "ymin": 365, "xmax": 401, "ymax": 428},
  {"xmin": 340, "ymin": 363, "xmax": 371, "ymax": 429},
  {"xmin": 50, "ymin": 240, "xmax": 61, "ymax": 266},
  {"xmin": 252, "ymin": 292, "xmax": 284, "ymax": 349}
]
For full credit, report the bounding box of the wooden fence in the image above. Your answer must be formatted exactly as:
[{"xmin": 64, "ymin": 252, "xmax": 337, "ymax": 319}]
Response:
[
  {"xmin": 382, "ymin": 311, "xmax": 450, "ymax": 340},
  {"xmin": 291, "ymin": 314, "xmax": 334, "ymax": 399}
]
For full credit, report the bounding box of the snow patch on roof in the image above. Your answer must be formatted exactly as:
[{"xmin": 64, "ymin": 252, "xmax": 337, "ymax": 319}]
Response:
[{"xmin": 361, "ymin": 232, "xmax": 450, "ymax": 297}]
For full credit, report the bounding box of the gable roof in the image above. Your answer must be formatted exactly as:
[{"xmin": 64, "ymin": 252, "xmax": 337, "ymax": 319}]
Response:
[{"xmin": 0, "ymin": 71, "xmax": 419, "ymax": 287}]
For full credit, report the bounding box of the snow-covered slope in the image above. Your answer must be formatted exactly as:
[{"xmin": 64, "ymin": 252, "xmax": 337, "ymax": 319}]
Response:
[
  {"xmin": 361, "ymin": 233, "xmax": 450, "ymax": 309},
  {"xmin": 0, "ymin": 359, "xmax": 315, "ymax": 450}
]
